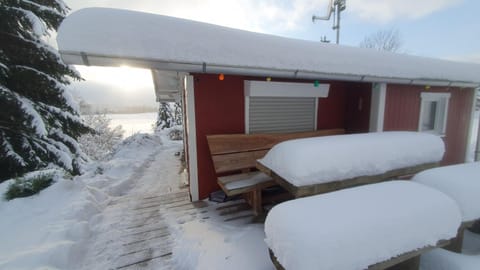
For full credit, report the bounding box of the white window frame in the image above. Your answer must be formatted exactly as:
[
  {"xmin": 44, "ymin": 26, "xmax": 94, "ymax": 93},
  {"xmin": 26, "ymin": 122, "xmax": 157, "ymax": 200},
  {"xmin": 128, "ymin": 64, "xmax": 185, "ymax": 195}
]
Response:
[
  {"xmin": 418, "ymin": 92, "xmax": 451, "ymax": 135},
  {"xmin": 244, "ymin": 81, "xmax": 329, "ymax": 134}
]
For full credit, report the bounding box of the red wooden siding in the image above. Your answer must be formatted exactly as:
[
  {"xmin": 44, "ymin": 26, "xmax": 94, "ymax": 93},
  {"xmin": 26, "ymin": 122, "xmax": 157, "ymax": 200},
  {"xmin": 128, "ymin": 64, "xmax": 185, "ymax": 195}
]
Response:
[
  {"xmin": 384, "ymin": 84, "xmax": 474, "ymax": 165},
  {"xmin": 317, "ymin": 82, "xmax": 347, "ymax": 129},
  {"xmin": 317, "ymin": 81, "xmax": 371, "ymax": 133},
  {"xmin": 193, "ymin": 74, "xmax": 371, "ymax": 199},
  {"xmin": 193, "ymin": 74, "xmax": 245, "ymax": 199}
]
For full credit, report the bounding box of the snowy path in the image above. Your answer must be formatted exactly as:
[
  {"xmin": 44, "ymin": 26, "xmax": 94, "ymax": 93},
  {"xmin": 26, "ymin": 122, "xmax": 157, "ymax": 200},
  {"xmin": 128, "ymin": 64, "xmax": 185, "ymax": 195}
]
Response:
[{"xmin": 78, "ymin": 140, "xmax": 191, "ymax": 270}]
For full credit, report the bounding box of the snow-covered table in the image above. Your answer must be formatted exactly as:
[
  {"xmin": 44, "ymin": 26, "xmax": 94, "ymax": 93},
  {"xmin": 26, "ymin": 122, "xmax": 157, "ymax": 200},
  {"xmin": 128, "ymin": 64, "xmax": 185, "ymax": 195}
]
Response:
[
  {"xmin": 265, "ymin": 181, "xmax": 462, "ymax": 270},
  {"xmin": 413, "ymin": 162, "xmax": 480, "ymax": 252},
  {"xmin": 257, "ymin": 131, "xmax": 444, "ymax": 198}
]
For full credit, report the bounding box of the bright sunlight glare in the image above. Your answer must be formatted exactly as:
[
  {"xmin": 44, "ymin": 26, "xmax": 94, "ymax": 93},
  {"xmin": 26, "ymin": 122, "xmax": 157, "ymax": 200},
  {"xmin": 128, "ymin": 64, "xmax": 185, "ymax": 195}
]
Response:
[{"xmin": 74, "ymin": 65, "xmax": 154, "ymax": 91}]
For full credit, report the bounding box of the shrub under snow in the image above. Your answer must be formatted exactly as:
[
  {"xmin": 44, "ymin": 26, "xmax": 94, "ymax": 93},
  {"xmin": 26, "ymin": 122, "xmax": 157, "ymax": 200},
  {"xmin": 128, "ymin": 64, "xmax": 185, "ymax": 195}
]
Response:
[{"xmin": 79, "ymin": 114, "xmax": 124, "ymax": 161}]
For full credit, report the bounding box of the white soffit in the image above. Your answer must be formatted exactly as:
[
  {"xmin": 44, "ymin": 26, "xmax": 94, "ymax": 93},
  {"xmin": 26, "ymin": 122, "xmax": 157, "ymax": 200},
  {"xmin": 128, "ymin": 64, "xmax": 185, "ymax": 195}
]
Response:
[
  {"xmin": 245, "ymin": 81, "xmax": 329, "ymax": 98},
  {"xmin": 152, "ymin": 70, "xmax": 180, "ymax": 102}
]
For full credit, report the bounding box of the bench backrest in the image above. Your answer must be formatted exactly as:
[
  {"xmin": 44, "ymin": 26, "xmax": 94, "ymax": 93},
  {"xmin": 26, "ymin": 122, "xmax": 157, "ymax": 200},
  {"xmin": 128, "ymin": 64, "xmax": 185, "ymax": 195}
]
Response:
[{"xmin": 207, "ymin": 129, "xmax": 345, "ymax": 174}]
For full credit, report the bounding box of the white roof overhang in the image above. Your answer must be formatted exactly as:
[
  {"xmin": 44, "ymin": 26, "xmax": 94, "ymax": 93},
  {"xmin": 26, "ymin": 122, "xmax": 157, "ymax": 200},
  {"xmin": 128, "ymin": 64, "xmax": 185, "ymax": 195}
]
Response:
[{"xmin": 57, "ymin": 8, "xmax": 480, "ymax": 88}]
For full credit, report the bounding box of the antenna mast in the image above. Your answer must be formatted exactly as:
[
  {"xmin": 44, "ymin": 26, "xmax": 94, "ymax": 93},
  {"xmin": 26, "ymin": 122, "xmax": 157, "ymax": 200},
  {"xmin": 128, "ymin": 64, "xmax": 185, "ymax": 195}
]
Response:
[{"xmin": 312, "ymin": 0, "xmax": 346, "ymax": 44}]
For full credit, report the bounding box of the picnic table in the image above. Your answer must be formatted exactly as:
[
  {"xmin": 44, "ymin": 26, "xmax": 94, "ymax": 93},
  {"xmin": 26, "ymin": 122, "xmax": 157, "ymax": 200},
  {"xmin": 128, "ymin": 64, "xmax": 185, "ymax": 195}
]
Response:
[
  {"xmin": 265, "ymin": 181, "xmax": 462, "ymax": 270},
  {"xmin": 257, "ymin": 131, "xmax": 444, "ymax": 198}
]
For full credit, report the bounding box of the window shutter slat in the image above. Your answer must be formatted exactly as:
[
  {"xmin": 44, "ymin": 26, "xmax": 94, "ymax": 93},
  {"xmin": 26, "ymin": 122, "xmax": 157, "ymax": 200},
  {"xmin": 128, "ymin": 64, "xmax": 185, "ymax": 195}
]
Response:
[{"xmin": 249, "ymin": 97, "xmax": 316, "ymax": 134}]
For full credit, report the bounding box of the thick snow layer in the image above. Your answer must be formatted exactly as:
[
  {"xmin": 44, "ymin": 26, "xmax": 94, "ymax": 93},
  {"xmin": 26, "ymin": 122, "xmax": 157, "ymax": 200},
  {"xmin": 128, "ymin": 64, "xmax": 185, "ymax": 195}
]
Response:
[
  {"xmin": 0, "ymin": 130, "xmax": 169, "ymax": 269},
  {"xmin": 57, "ymin": 8, "xmax": 480, "ymax": 85},
  {"xmin": 259, "ymin": 131, "xmax": 444, "ymax": 187},
  {"xmin": 265, "ymin": 181, "xmax": 462, "ymax": 270},
  {"xmin": 412, "ymin": 162, "xmax": 480, "ymax": 222}
]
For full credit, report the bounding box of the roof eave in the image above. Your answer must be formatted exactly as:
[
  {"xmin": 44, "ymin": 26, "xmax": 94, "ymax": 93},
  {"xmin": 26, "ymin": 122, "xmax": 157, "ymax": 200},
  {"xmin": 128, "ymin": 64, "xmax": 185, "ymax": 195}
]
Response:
[{"xmin": 60, "ymin": 51, "xmax": 480, "ymax": 88}]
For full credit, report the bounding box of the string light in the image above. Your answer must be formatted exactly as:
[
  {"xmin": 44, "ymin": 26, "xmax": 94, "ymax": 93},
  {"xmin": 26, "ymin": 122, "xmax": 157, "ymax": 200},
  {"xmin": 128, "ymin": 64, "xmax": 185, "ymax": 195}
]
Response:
[
  {"xmin": 314, "ymin": 80, "xmax": 320, "ymax": 87},
  {"xmin": 266, "ymin": 77, "xmax": 272, "ymax": 81},
  {"xmin": 218, "ymin": 73, "xmax": 225, "ymax": 81},
  {"xmin": 425, "ymin": 85, "xmax": 431, "ymax": 90}
]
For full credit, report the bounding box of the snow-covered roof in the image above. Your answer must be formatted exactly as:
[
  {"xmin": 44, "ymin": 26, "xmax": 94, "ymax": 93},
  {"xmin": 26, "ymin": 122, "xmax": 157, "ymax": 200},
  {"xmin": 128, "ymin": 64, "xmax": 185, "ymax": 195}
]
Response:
[{"xmin": 57, "ymin": 8, "xmax": 480, "ymax": 87}]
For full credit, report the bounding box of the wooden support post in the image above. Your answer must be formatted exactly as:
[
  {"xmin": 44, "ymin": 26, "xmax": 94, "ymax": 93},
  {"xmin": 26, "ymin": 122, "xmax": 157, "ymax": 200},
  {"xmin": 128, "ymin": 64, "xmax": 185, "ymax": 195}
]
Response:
[
  {"xmin": 385, "ymin": 255, "xmax": 420, "ymax": 270},
  {"xmin": 251, "ymin": 189, "xmax": 263, "ymax": 216},
  {"xmin": 444, "ymin": 226, "xmax": 465, "ymax": 253}
]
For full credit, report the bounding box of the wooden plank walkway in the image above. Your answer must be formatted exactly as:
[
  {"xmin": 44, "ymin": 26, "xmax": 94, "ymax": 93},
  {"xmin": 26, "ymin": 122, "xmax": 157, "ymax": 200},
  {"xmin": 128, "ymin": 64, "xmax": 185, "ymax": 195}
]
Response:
[
  {"xmin": 107, "ymin": 190, "xmax": 191, "ymax": 270},
  {"xmin": 94, "ymin": 189, "xmax": 256, "ymax": 270}
]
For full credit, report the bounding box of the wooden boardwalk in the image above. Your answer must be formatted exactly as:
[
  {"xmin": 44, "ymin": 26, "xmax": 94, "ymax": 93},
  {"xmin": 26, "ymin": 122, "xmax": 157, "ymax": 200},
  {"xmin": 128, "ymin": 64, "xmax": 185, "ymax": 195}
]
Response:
[{"xmin": 103, "ymin": 190, "xmax": 255, "ymax": 270}]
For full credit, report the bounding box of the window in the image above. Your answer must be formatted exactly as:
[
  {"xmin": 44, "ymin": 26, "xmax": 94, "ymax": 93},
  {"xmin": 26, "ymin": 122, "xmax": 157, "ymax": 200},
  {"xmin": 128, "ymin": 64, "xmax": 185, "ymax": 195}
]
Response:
[
  {"xmin": 418, "ymin": 92, "xmax": 450, "ymax": 135},
  {"xmin": 244, "ymin": 81, "xmax": 329, "ymax": 134}
]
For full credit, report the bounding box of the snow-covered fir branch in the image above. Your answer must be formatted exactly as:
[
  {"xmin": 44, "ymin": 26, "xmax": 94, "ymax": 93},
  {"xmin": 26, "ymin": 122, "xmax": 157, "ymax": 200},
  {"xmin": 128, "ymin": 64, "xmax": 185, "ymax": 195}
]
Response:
[
  {"xmin": 17, "ymin": 96, "xmax": 47, "ymax": 137},
  {"xmin": 13, "ymin": 65, "xmax": 65, "ymax": 87},
  {"xmin": 5, "ymin": 6, "xmax": 47, "ymax": 37},
  {"xmin": 20, "ymin": 0, "xmax": 63, "ymax": 17}
]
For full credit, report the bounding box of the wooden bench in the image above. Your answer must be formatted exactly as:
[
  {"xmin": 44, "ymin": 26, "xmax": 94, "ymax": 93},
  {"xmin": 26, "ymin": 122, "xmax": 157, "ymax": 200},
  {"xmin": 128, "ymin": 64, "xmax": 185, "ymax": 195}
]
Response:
[{"xmin": 206, "ymin": 129, "xmax": 345, "ymax": 215}]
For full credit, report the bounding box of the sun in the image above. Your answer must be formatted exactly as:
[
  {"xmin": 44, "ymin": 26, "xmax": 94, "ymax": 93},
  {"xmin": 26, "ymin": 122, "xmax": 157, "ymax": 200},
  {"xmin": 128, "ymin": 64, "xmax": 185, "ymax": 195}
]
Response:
[{"xmin": 74, "ymin": 65, "xmax": 154, "ymax": 92}]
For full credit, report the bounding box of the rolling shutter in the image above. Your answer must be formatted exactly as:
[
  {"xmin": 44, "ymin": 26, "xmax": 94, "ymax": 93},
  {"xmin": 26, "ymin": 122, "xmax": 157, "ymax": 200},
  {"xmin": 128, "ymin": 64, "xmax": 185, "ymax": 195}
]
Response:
[{"xmin": 248, "ymin": 97, "xmax": 316, "ymax": 134}]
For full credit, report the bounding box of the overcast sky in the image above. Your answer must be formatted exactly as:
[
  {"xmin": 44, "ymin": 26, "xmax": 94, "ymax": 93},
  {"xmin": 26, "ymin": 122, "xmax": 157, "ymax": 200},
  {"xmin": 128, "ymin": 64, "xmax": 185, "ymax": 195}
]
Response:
[{"xmin": 62, "ymin": 0, "xmax": 480, "ymax": 109}]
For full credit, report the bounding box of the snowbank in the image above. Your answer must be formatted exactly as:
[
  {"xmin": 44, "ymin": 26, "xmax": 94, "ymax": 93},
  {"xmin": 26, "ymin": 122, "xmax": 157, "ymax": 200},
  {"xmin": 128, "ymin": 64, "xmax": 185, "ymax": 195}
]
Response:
[
  {"xmin": 412, "ymin": 162, "xmax": 480, "ymax": 222},
  {"xmin": 259, "ymin": 131, "xmax": 444, "ymax": 187},
  {"xmin": 265, "ymin": 181, "xmax": 461, "ymax": 270},
  {"xmin": 0, "ymin": 132, "xmax": 163, "ymax": 270}
]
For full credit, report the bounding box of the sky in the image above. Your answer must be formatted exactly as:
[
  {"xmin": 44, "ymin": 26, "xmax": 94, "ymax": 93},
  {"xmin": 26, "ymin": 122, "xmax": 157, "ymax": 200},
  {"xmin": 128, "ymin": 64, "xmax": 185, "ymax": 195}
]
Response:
[{"xmin": 62, "ymin": 0, "xmax": 480, "ymax": 110}]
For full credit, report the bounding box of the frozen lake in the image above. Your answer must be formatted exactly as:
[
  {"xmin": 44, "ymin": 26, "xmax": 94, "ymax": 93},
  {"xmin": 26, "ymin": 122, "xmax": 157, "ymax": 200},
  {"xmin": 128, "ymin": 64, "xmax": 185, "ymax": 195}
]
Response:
[{"xmin": 107, "ymin": 112, "xmax": 157, "ymax": 138}]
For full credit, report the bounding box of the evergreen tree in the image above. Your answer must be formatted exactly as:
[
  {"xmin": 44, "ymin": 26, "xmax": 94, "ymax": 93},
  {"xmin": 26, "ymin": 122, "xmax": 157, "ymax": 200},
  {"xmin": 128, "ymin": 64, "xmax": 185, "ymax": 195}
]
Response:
[
  {"xmin": 0, "ymin": 0, "xmax": 90, "ymax": 182},
  {"xmin": 156, "ymin": 102, "xmax": 173, "ymax": 129},
  {"xmin": 173, "ymin": 101, "xmax": 183, "ymax": 126}
]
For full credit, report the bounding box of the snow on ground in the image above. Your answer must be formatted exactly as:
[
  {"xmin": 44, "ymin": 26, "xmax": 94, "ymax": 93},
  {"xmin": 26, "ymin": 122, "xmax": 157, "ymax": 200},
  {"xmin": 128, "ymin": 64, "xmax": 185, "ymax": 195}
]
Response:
[
  {"xmin": 0, "ymin": 127, "xmax": 271, "ymax": 270},
  {"xmin": 259, "ymin": 131, "xmax": 444, "ymax": 187},
  {"xmin": 0, "ymin": 129, "xmax": 180, "ymax": 269},
  {"xmin": 171, "ymin": 218, "xmax": 273, "ymax": 270},
  {"xmin": 107, "ymin": 112, "xmax": 156, "ymax": 138}
]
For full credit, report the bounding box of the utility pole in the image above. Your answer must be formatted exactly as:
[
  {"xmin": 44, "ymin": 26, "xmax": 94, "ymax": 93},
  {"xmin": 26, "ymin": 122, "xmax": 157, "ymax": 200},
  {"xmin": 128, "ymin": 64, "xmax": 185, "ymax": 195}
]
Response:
[{"xmin": 312, "ymin": 0, "xmax": 346, "ymax": 44}]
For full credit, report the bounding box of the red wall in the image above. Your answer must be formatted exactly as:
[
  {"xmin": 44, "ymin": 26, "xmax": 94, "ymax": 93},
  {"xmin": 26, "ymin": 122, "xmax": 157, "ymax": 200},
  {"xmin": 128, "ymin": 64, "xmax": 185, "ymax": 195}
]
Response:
[
  {"xmin": 384, "ymin": 85, "xmax": 474, "ymax": 165},
  {"xmin": 317, "ymin": 81, "xmax": 371, "ymax": 133},
  {"xmin": 193, "ymin": 74, "xmax": 371, "ymax": 199},
  {"xmin": 193, "ymin": 74, "xmax": 245, "ymax": 199}
]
